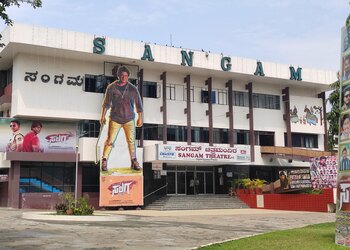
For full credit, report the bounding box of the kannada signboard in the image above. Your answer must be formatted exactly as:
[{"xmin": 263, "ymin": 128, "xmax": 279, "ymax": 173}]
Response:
[{"xmin": 157, "ymin": 144, "xmax": 251, "ymax": 163}]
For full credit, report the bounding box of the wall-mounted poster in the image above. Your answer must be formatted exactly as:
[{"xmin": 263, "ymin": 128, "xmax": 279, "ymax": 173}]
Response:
[
  {"xmin": 309, "ymin": 156, "xmax": 337, "ymax": 189},
  {"xmin": 0, "ymin": 118, "xmax": 76, "ymax": 153},
  {"xmin": 96, "ymin": 65, "xmax": 143, "ymax": 207},
  {"xmin": 278, "ymin": 169, "xmax": 312, "ymax": 190}
]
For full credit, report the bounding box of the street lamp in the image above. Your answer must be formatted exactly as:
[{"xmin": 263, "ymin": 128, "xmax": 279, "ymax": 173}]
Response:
[
  {"xmin": 75, "ymin": 129, "xmax": 88, "ymax": 206},
  {"xmin": 75, "ymin": 144, "xmax": 79, "ymax": 206}
]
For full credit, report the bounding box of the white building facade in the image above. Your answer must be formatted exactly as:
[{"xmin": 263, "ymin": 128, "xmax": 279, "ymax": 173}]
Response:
[{"xmin": 0, "ymin": 24, "xmax": 337, "ymax": 208}]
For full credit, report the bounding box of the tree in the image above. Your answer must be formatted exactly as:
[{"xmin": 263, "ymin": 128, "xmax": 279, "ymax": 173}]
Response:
[
  {"xmin": 0, "ymin": 0, "xmax": 42, "ymax": 46},
  {"xmin": 326, "ymin": 78, "xmax": 340, "ymax": 151}
]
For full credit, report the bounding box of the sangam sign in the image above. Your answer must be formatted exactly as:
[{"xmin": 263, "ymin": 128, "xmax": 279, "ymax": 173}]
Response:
[{"xmin": 157, "ymin": 144, "xmax": 250, "ymax": 163}]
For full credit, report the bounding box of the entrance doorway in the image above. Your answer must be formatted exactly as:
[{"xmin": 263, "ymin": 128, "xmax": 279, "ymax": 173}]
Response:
[{"xmin": 166, "ymin": 166, "xmax": 214, "ymax": 195}]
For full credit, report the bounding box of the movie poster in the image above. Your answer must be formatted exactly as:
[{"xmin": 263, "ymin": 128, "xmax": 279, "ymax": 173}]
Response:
[
  {"xmin": 336, "ymin": 24, "xmax": 350, "ymax": 247},
  {"xmin": 278, "ymin": 169, "xmax": 312, "ymax": 190},
  {"xmin": 309, "ymin": 156, "xmax": 337, "ymax": 189},
  {"xmin": 96, "ymin": 65, "xmax": 143, "ymax": 207},
  {"xmin": 0, "ymin": 118, "xmax": 76, "ymax": 153}
]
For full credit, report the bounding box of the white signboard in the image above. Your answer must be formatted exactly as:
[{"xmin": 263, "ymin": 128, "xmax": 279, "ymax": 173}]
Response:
[
  {"xmin": 152, "ymin": 162, "xmax": 163, "ymax": 171},
  {"xmin": 157, "ymin": 144, "xmax": 250, "ymax": 163}
]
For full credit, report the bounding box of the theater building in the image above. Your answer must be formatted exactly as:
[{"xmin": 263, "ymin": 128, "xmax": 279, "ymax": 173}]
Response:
[{"xmin": 0, "ymin": 24, "xmax": 337, "ymax": 209}]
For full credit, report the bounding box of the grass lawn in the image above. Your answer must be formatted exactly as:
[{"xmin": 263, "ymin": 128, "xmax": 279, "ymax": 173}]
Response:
[{"xmin": 199, "ymin": 223, "xmax": 348, "ymax": 250}]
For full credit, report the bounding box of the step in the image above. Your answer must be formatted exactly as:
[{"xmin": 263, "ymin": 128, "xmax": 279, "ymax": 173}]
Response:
[{"xmin": 145, "ymin": 195, "xmax": 248, "ymax": 210}]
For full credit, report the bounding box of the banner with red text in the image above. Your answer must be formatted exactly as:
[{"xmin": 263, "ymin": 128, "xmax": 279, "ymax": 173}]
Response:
[{"xmin": 100, "ymin": 175, "xmax": 143, "ymax": 207}]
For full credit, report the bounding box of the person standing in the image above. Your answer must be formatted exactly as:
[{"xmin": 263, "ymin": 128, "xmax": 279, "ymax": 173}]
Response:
[
  {"xmin": 6, "ymin": 120, "xmax": 24, "ymax": 152},
  {"xmin": 100, "ymin": 66, "xmax": 143, "ymax": 171},
  {"xmin": 22, "ymin": 121, "xmax": 43, "ymax": 152}
]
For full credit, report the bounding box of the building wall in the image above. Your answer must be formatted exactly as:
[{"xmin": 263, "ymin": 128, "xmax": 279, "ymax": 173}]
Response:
[
  {"xmin": 0, "ymin": 24, "xmax": 339, "ymax": 208},
  {"xmin": 8, "ymin": 49, "xmax": 328, "ymax": 166},
  {"xmin": 237, "ymin": 188, "xmax": 334, "ymax": 212},
  {"xmin": 13, "ymin": 53, "xmax": 104, "ymax": 120}
]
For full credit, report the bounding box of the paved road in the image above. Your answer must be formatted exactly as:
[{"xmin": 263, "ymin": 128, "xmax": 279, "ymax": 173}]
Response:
[{"xmin": 0, "ymin": 208, "xmax": 335, "ymax": 250}]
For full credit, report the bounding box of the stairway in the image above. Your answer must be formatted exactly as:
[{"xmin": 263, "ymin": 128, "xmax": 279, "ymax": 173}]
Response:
[
  {"xmin": 145, "ymin": 194, "xmax": 248, "ymax": 210},
  {"xmin": 20, "ymin": 177, "xmax": 62, "ymax": 192}
]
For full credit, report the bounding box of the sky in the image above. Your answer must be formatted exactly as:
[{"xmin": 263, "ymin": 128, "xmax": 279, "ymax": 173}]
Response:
[{"xmin": 1, "ymin": 0, "xmax": 349, "ymax": 72}]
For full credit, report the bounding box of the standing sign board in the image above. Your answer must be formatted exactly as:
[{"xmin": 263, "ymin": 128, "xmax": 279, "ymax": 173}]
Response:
[
  {"xmin": 96, "ymin": 67, "xmax": 144, "ymax": 207},
  {"xmin": 336, "ymin": 23, "xmax": 350, "ymax": 246}
]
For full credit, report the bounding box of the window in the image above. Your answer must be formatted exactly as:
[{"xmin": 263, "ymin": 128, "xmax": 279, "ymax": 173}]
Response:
[
  {"xmin": 166, "ymin": 84, "xmax": 176, "ymax": 100},
  {"xmin": 190, "ymin": 127, "xmax": 209, "ymax": 143},
  {"xmin": 201, "ymin": 90, "xmax": 216, "ymax": 104},
  {"xmin": 235, "ymin": 130, "xmax": 249, "ymax": 144},
  {"xmin": 184, "ymin": 86, "xmax": 194, "ymax": 102},
  {"xmin": 266, "ymin": 94, "xmax": 280, "ymax": 109},
  {"xmin": 143, "ymin": 81, "xmax": 159, "ymax": 98},
  {"xmin": 286, "ymin": 133, "xmax": 318, "ymax": 148},
  {"xmin": 255, "ymin": 131, "xmax": 275, "ymax": 146},
  {"xmin": 167, "ymin": 125, "xmax": 187, "ymax": 142},
  {"xmin": 233, "ymin": 91, "xmax": 280, "ymax": 109},
  {"xmin": 233, "ymin": 91, "xmax": 248, "ymax": 107},
  {"xmin": 20, "ymin": 163, "xmax": 75, "ymax": 193},
  {"xmin": 143, "ymin": 123, "xmax": 163, "ymax": 140},
  {"xmin": 213, "ymin": 128, "xmax": 229, "ymax": 143},
  {"xmin": 217, "ymin": 89, "xmax": 227, "ymax": 105},
  {"xmin": 142, "ymin": 124, "xmax": 247, "ymax": 145},
  {"xmin": 253, "ymin": 94, "xmax": 260, "ymax": 108},
  {"xmin": 200, "ymin": 127, "xmax": 209, "ymax": 142},
  {"xmin": 84, "ymin": 74, "xmax": 117, "ymax": 93},
  {"xmin": 84, "ymin": 74, "xmax": 113, "ymax": 93},
  {"xmin": 253, "ymin": 93, "xmax": 280, "ymax": 110},
  {"xmin": 192, "ymin": 127, "xmax": 200, "ymax": 142},
  {"xmin": 78, "ymin": 120, "xmax": 101, "ymax": 138}
]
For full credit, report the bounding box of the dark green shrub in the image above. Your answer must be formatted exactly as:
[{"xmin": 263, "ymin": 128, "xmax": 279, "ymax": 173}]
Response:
[
  {"xmin": 73, "ymin": 196, "xmax": 94, "ymax": 215},
  {"xmin": 55, "ymin": 203, "xmax": 67, "ymax": 215},
  {"xmin": 55, "ymin": 193, "xmax": 94, "ymax": 215},
  {"xmin": 302, "ymin": 188, "xmax": 323, "ymax": 194}
]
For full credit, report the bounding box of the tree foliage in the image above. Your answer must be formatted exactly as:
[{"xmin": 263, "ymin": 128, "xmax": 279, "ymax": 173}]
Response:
[
  {"xmin": 346, "ymin": 13, "xmax": 350, "ymax": 27},
  {"xmin": 0, "ymin": 0, "xmax": 42, "ymax": 46},
  {"xmin": 326, "ymin": 78, "xmax": 340, "ymax": 151}
]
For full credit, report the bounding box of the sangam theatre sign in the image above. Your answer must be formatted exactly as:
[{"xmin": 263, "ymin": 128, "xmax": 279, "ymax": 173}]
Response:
[{"xmin": 157, "ymin": 144, "xmax": 251, "ymax": 162}]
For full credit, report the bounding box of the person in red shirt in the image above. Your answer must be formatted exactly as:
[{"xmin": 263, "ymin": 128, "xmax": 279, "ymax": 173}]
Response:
[{"xmin": 22, "ymin": 121, "xmax": 43, "ymax": 152}]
